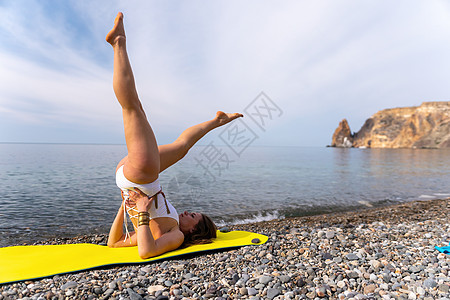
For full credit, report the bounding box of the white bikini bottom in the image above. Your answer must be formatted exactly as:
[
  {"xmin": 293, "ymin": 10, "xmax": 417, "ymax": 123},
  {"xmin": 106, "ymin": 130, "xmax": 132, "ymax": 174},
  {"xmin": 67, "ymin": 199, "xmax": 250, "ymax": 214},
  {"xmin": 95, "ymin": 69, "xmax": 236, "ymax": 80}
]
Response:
[{"xmin": 115, "ymin": 165, "xmax": 179, "ymax": 240}]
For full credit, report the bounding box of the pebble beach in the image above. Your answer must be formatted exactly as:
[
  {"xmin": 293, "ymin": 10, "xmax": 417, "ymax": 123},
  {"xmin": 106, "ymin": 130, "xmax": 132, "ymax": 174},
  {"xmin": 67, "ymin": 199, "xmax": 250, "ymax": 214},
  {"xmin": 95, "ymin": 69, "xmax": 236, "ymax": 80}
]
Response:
[{"xmin": 1, "ymin": 198, "xmax": 449, "ymax": 300}]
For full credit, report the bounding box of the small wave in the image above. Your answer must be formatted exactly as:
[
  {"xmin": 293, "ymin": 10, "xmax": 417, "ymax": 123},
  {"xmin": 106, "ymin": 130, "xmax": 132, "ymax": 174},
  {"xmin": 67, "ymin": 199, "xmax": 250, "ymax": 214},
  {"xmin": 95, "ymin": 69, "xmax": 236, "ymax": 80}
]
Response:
[
  {"xmin": 216, "ymin": 211, "xmax": 284, "ymax": 227},
  {"xmin": 357, "ymin": 200, "xmax": 373, "ymax": 207},
  {"xmin": 418, "ymin": 195, "xmax": 436, "ymax": 199},
  {"xmin": 433, "ymin": 193, "xmax": 450, "ymax": 197}
]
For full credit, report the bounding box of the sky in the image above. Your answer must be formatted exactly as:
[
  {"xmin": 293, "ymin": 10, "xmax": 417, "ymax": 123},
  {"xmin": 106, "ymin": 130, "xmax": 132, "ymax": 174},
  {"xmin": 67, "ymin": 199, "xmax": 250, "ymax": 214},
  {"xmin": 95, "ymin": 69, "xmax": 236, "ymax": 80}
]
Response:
[{"xmin": 1, "ymin": 1, "xmax": 450, "ymax": 147}]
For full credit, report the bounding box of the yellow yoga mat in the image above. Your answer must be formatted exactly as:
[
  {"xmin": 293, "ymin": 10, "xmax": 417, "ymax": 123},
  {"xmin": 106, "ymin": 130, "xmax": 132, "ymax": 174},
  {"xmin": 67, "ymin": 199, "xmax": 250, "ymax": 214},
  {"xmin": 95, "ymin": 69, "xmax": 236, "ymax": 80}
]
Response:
[{"xmin": 0, "ymin": 231, "xmax": 267, "ymax": 284}]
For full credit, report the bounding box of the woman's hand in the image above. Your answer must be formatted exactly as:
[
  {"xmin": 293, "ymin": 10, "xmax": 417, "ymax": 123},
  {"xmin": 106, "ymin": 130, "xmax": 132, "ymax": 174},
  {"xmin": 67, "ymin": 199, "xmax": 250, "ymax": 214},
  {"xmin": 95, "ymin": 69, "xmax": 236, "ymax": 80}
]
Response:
[
  {"xmin": 121, "ymin": 190, "xmax": 135, "ymax": 209},
  {"xmin": 128, "ymin": 188, "xmax": 153, "ymax": 212}
]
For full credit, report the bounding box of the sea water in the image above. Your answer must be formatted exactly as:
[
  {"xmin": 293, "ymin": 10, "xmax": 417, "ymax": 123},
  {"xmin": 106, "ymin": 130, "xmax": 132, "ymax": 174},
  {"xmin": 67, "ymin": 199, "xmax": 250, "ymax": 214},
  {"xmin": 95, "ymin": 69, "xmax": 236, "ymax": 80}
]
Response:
[{"xmin": 0, "ymin": 143, "xmax": 449, "ymax": 247}]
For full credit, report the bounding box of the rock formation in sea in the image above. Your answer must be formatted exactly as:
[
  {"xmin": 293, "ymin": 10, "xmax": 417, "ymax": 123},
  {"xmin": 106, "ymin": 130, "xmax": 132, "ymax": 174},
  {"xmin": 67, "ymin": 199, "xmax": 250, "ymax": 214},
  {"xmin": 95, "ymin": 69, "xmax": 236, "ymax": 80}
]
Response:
[
  {"xmin": 331, "ymin": 101, "xmax": 450, "ymax": 148},
  {"xmin": 331, "ymin": 119, "xmax": 354, "ymax": 148}
]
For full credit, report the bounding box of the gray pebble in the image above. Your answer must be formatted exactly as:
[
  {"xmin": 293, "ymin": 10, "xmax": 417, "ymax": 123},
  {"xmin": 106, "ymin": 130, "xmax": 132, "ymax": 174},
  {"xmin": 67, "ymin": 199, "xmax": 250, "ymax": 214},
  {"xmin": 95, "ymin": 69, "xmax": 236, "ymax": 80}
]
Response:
[
  {"xmin": 104, "ymin": 288, "xmax": 114, "ymax": 297},
  {"xmin": 306, "ymin": 268, "xmax": 316, "ymax": 276},
  {"xmin": 60, "ymin": 281, "xmax": 77, "ymax": 291},
  {"xmin": 127, "ymin": 287, "xmax": 142, "ymax": 300},
  {"xmin": 438, "ymin": 284, "xmax": 449, "ymax": 293},
  {"xmin": 326, "ymin": 231, "xmax": 335, "ymax": 239},
  {"xmin": 218, "ymin": 255, "xmax": 228, "ymax": 262},
  {"xmin": 247, "ymin": 287, "xmax": 258, "ymax": 296},
  {"xmin": 333, "ymin": 257, "xmax": 343, "ymax": 263},
  {"xmin": 163, "ymin": 280, "xmax": 172, "ymax": 287},
  {"xmin": 385, "ymin": 263, "xmax": 395, "ymax": 272},
  {"xmin": 322, "ymin": 252, "xmax": 333, "ymax": 260},
  {"xmin": 417, "ymin": 286, "xmax": 425, "ymax": 295},
  {"xmin": 108, "ymin": 281, "xmax": 117, "ymax": 290},
  {"xmin": 235, "ymin": 279, "xmax": 245, "ymax": 287},
  {"xmin": 423, "ymin": 278, "xmax": 437, "ymax": 288},
  {"xmin": 346, "ymin": 253, "xmax": 359, "ymax": 260},
  {"xmin": 172, "ymin": 288, "xmax": 181, "ymax": 296},
  {"xmin": 259, "ymin": 275, "xmax": 272, "ymax": 285},
  {"xmin": 220, "ymin": 226, "xmax": 230, "ymax": 233},
  {"xmin": 290, "ymin": 228, "xmax": 301, "ymax": 234},
  {"xmin": 267, "ymin": 288, "xmax": 280, "ymax": 299}
]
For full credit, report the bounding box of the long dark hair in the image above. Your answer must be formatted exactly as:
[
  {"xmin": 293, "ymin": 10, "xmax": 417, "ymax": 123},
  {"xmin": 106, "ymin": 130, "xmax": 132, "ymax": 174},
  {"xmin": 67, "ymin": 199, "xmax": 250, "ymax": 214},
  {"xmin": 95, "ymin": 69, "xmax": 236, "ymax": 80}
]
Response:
[{"xmin": 181, "ymin": 214, "xmax": 217, "ymax": 248}]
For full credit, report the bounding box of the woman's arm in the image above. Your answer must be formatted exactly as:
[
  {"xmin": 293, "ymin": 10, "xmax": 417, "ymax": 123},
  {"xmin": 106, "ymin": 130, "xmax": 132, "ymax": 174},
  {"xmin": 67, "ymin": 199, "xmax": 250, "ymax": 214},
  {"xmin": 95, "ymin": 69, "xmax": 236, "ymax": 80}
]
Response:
[
  {"xmin": 132, "ymin": 188, "xmax": 184, "ymax": 258},
  {"xmin": 107, "ymin": 196, "xmax": 137, "ymax": 247},
  {"xmin": 136, "ymin": 222, "xmax": 183, "ymax": 258}
]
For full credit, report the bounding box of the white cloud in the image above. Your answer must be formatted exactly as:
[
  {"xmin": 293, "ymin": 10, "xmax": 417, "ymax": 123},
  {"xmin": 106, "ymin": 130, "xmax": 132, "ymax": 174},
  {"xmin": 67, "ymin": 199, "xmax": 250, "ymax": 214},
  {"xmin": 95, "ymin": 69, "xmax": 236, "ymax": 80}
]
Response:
[{"xmin": 1, "ymin": 0, "xmax": 450, "ymax": 145}]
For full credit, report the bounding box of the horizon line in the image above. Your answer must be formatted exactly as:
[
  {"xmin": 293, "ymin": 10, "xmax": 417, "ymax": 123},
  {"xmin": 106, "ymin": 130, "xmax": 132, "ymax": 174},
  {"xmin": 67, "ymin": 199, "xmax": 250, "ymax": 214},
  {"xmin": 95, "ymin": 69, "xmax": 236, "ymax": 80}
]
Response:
[{"xmin": 0, "ymin": 142, "xmax": 326, "ymax": 148}]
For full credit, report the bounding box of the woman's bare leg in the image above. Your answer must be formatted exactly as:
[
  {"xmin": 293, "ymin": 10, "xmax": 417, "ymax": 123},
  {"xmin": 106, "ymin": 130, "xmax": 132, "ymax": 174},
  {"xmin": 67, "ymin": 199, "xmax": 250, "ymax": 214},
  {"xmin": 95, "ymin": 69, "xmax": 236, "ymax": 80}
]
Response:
[
  {"xmin": 158, "ymin": 111, "xmax": 243, "ymax": 172},
  {"xmin": 107, "ymin": 12, "xmax": 159, "ymax": 183}
]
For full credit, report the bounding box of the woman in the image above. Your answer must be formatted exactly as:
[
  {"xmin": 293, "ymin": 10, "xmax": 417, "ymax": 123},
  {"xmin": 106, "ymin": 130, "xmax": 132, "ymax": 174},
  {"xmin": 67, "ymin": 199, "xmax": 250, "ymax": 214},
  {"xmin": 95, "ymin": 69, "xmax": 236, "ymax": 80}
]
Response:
[{"xmin": 105, "ymin": 12, "xmax": 243, "ymax": 259}]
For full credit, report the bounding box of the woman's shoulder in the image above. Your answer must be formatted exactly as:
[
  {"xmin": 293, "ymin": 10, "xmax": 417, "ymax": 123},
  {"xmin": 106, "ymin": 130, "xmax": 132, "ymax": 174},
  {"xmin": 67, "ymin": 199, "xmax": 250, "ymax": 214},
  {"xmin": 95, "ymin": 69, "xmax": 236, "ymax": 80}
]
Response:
[
  {"xmin": 158, "ymin": 227, "xmax": 184, "ymax": 251},
  {"xmin": 167, "ymin": 226, "xmax": 184, "ymax": 240}
]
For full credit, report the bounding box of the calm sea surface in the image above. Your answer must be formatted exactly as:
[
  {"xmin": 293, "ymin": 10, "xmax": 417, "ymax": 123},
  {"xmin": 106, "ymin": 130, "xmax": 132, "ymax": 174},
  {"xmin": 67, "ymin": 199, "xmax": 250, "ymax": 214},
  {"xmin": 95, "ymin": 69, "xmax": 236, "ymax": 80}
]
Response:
[{"xmin": 0, "ymin": 143, "xmax": 449, "ymax": 247}]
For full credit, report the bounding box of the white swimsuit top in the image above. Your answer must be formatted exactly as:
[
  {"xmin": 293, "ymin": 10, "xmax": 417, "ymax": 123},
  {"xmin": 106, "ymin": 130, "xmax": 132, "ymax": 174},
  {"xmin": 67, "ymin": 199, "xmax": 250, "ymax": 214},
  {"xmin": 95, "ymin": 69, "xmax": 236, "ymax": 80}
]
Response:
[{"xmin": 116, "ymin": 165, "xmax": 179, "ymax": 231}]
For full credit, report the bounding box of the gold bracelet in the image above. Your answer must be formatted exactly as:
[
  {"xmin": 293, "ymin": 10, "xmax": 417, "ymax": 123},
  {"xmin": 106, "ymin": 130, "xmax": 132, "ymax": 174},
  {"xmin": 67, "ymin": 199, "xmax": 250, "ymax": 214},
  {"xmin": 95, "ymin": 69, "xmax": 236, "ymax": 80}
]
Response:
[
  {"xmin": 138, "ymin": 212, "xmax": 150, "ymax": 227},
  {"xmin": 138, "ymin": 220, "xmax": 149, "ymax": 227},
  {"xmin": 138, "ymin": 219, "xmax": 150, "ymax": 226}
]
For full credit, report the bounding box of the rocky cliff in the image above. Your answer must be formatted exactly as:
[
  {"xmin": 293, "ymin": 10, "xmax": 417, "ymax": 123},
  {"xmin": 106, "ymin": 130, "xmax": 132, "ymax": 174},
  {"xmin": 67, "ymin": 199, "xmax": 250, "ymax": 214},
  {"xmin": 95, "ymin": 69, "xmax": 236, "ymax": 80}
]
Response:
[{"xmin": 331, "ymin": 101, "xmax": 450, "ymax": 148}]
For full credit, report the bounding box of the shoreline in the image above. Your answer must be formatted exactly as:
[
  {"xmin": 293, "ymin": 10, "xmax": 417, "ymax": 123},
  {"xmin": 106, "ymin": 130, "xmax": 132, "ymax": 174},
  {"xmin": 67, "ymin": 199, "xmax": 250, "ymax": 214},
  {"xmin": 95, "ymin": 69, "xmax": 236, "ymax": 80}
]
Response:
[{"xmin": 1, "ymin": 198, "xmax": 449, "ymax": 299}]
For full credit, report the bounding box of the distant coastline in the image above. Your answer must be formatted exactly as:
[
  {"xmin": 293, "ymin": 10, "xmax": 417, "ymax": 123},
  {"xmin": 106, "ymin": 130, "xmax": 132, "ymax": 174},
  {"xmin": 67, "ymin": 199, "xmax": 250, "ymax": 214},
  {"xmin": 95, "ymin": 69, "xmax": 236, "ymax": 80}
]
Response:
[{"xmin": 331, "ymin": 101, "xmax": 450, "ymax": 149}]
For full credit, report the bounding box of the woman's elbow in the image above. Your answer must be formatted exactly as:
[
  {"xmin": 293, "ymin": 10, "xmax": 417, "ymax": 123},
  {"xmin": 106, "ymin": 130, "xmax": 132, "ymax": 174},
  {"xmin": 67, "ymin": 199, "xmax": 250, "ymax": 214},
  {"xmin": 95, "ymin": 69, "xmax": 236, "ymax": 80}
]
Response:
[
  {"xmin": 107, "ymin": 238, "xmax": 119, "ymax": 248},
  {"xmin": 138, "ymin": 252, "xmax": 153, "ymax": 259},
  {"xmin": 138, "ymin": 248, "xmax": 158, "ymax": 259}
]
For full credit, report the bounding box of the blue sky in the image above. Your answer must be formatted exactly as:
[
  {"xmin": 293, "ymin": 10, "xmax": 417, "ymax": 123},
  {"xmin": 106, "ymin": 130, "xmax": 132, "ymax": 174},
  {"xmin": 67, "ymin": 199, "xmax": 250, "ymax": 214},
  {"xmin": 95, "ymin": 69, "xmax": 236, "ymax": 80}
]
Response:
[{"xmin": 1, "ymin": 1, "xmax": 450, "ymax": 146}]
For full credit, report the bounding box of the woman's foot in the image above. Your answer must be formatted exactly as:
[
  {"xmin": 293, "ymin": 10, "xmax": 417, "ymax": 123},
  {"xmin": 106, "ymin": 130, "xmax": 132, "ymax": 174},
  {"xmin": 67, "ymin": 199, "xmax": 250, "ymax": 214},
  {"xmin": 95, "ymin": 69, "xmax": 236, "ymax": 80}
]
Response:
[
  {"xmin": 214, "ymin": 111, "xmax": 243, "ymax": 127},
  {"xmin": 106, "ymin": 12, "xmax": 126, "ymax": 46}
]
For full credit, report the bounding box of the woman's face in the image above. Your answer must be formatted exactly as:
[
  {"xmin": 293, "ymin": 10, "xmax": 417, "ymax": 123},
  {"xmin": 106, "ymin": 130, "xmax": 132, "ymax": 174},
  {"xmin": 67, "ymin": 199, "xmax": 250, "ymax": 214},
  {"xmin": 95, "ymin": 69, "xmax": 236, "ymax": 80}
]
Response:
[{"xmin": 179, "ymin": 211, "xmax": 202, "ymax": 234}]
